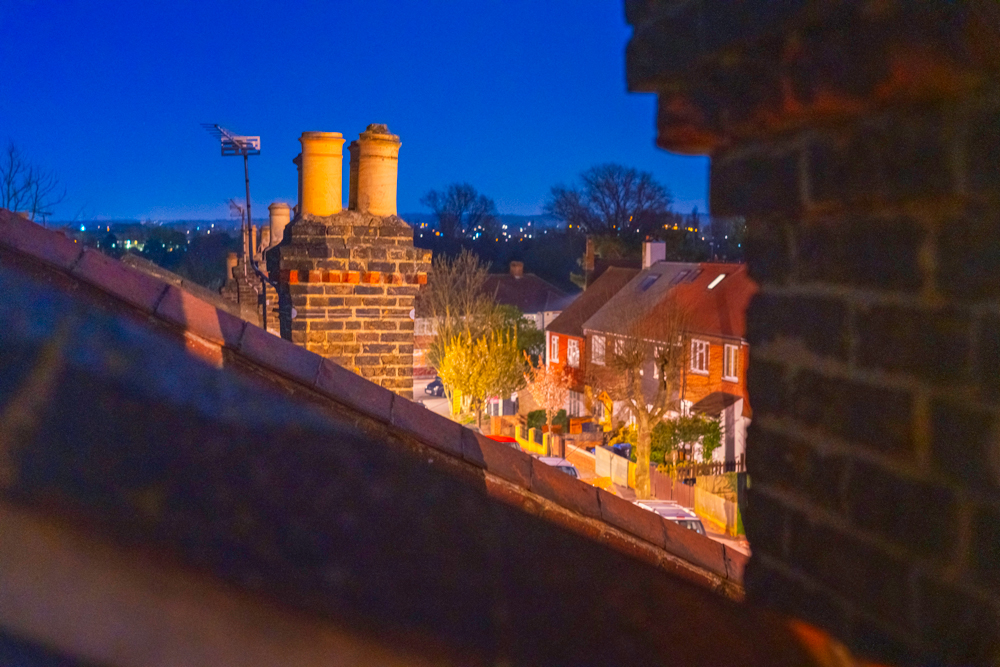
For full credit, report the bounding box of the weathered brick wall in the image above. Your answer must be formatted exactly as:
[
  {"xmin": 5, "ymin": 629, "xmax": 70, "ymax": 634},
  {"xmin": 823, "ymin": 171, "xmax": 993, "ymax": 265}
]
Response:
[
  {"xmin": 627, "ymin": 1, "xmax": 1000, "ymax": 664},
  {"xmin": 277, "ymin": 211, "xmax": 430, "ymax": 398}
]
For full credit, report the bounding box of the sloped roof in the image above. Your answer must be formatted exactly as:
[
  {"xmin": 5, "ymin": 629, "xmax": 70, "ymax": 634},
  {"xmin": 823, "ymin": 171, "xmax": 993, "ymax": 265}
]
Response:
[
  {"xmin": 583, "ymin": 261, "xmax": 699, "ymax": 337},
  {"xmin": 0, "ymin": 210, "xmax": 852, "ymax": 666},
  {"xmin": 547, "ymin": 266, "xmax": 640, "ymax": 338},
  {"xmin": 584, "ymin": 261, "xmax": 757, "ymax": 342},
  {"xmin": 482, "ymin": 272, "xmax": 574, "ymax": 314},
  {"xmin": 662, "ymin": 263, "xmax": 757, "ymax": 340}
]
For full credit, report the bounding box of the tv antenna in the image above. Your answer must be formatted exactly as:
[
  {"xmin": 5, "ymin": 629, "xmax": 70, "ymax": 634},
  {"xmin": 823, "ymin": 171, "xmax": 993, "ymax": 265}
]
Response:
[
  {"xmin": 203, "ymin": 124, "xmax": 276, "ymax": 329},
  {"xmin": 202, "ymin": 124, "xmax": 259, "ymax": 265}
]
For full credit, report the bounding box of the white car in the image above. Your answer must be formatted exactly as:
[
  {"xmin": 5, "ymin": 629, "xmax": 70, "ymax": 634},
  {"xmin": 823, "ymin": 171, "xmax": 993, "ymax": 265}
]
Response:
[
  {"xmin": 634, "ymin": 500, "xmax": 706, "ymax": 535},
  {"xmin": 536, "ymin": 456, "xmax": 580, "ymax": 478}
]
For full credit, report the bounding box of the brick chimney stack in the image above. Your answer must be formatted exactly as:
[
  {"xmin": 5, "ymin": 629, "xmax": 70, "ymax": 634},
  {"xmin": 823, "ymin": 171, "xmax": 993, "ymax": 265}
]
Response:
[
  {"xmin": 277, "ymin": 125, "xmax": 430, "ymax": 399},
  {"xmin": 509, "ymin": 261, "xmax": 524, "ymax": 278}
]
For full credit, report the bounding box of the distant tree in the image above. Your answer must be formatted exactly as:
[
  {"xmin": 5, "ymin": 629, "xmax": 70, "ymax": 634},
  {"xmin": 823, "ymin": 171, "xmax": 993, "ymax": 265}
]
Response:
[
  {"xmin": 545, "ymin": 164, "xmax": 671, "ymax": 237},
  {"xmin": 523, "ymin": 354, "xmax": 572, "ymax": 432},
  {"xmin": 586, "ymin": 297, "xmax": 689, "ymax": 499},
  {"xmin": 0, "ymin": 141, "xmax": 66, "ymax": 224},
  {"xmin": 439, "ymin": 330, "xmax": 526, "ymax": 429},
  {"xmin": 99, "ymin": 232, "xmax": 122, "ymax": 259},
  {"xmin": 421, "ymin": 183, "xmax": 500, "ymax": 239}
]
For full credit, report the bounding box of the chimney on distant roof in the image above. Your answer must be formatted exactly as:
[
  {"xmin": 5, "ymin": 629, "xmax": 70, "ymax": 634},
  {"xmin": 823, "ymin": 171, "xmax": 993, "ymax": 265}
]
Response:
[
  {"xmin": 298, "ymin": 132, "xmax": 345, "ymax": 217},
  {"xmin": 642, "ymin": 240, "xmax": 666, "ymax": 269},
  {"xmin": 260, "ymin": 226, "xmax": 271, "ymax": 252},
  {"xmin": 351, "ymin": 124, "xmax": 401, "ymax": 217},
  {"xmin": 510, "ymin": 261, "xmax": 524, "ymax": 278},
  {"xmin": 267, "ymin": 202, "xmax": 291, "ymax": 246},
  {"xmin": 585, "ymin": 237, "xmax": 595, "ymax": 272}
]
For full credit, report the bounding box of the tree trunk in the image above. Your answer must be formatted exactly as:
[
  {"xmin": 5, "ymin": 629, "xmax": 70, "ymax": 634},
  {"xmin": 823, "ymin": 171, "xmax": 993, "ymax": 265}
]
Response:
[{"xmin": 635, "ymin": 415, "xmax": 652, "ymax": 499}]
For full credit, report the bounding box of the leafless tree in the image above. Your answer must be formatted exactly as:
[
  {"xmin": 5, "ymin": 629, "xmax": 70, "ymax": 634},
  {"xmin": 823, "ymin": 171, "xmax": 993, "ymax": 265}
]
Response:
[
  {"xmin": 586, "ymin": 297, "xmax": 689, "ymax": 499},
  {"xmin": 546, "ymin": 163, "xmax": 671, "ymax": 236},
  {"xmin": 421, "ymin": 183, "xmax": 500, "ymax": 239},
  {"xmin": 417, "ymin": 249, "xmax": 498, "ymax": 371},
  {"xmin": 0, "ymin": 141, "xmax": 66, "ymax": 224}
]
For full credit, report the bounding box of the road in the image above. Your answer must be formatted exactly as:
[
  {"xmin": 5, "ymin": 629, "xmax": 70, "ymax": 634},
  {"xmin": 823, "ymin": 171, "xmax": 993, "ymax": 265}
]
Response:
[{"xmin": 412, "ymin": 377, "xmax": 451, "ymax": 418}]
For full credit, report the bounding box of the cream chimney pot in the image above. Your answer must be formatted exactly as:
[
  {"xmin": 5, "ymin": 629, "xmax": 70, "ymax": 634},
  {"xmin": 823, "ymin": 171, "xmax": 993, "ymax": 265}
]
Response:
[
  {"xmin": 226, "ymin": 252, "xmax": 238, "ymax": 280},
  {"xmin": 298, "ymin": 132, "xmax": 345, "ymax": 217},
  {"xmin": 268, "ymin": 202, "xmax": 292, "ymax": 246},
  {"xmin": 354, "ymin": 124, "xmax": 401, "ymax": 217}
]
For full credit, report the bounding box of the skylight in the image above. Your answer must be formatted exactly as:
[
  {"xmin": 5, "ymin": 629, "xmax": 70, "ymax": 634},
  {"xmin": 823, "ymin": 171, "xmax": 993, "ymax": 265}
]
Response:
[
  {"xmin": 707, "ymin": 274, "xmax": 726, "ymax": 290},
  {"xmin": 638, "ymin": 274, "xmax": 660, "ymax": 292}
]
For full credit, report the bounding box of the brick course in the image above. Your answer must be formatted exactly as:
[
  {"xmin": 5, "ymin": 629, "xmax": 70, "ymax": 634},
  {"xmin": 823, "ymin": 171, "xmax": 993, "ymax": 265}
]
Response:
[{"xmin": 277, "ymin": 210, "xmax": 430, "ymax": 398}]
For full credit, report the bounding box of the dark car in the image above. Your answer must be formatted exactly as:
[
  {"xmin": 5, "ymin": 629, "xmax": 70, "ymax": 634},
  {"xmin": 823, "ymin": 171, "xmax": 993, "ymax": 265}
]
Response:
[
  {"xmin": 610, "ymin": 442, "xmax": 632, "ymax": 460},
  {"xmin": 425, "ymin": 377, "xmax": 444, "ymax": 397}
]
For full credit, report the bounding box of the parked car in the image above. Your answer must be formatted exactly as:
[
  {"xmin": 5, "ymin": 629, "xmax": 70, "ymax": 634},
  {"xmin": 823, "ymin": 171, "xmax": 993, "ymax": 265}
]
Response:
[
  {"xmin": 536, "ymin": 457, "xmax": 580, "ymax": 478},
  {"xmin": 425, "ymin": 377, "xmax": 445, "ymax": 397},
  {"xmin": 633, "ymin": 500, "xmax": 707, "ymax": 535}
]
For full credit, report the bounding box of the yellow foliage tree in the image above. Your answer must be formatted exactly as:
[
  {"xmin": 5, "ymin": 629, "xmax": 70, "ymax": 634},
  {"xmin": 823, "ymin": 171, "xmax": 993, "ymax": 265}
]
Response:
[{"xmin": 439, "ymin": 330, "xmax": 525, "ymax": 430}]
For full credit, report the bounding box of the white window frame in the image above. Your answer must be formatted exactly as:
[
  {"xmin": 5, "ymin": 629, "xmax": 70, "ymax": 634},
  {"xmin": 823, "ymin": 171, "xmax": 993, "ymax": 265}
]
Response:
[
  {"xmin": 591, "ymin": 334, "xmax": 605, "ymax": 365},
  {"xmin": 653, "ymin": 346, "xmax": 663, "ymax": 379},
  {"xmin": 690, "ymin": 339, "xmax": 709, "ymax": 375},
  {"xmin": 723, "ymin": 344, "xmax": 739, "ymax": 382},
  {"xmin": 567, "ymin": 338, "xmax": 580, "ymax": 368},
  {"xmin": 551, "ymin": 334, "xmax": 560, "ymax": 364}
]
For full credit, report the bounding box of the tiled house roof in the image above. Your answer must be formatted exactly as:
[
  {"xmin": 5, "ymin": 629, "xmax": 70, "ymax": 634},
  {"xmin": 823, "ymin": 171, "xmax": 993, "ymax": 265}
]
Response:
[
  {"xmin": 0, "ymin": 210, "xmax": 873, "ymax": 666},
  {"xmin": 547, "ymin": 266, "xmax": 640, "ymax": 338},
  {"xmin": 482, "ymin": 272, "xmax": 575, "ymax": 314}
]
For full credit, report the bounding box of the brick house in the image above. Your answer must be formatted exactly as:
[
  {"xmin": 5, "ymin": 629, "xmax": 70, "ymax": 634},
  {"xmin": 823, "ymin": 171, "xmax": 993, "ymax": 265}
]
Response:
[
  {"xmin": 582, "ymin": 262, "xmax": 756, "ymax": 465},
  {"xmin": 545, "ymin": 266, "xmax": 640, "ymax": 415},
  {"xmin": 483, "ymin": 261, "xmax": 575, "ymax": 331}
]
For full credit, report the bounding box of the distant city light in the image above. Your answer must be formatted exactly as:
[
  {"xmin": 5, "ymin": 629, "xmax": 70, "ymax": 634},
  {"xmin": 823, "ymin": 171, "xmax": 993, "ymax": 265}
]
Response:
[{"xmin": 79, "ymin": 225, "xmax": 85, "ymax": 231}]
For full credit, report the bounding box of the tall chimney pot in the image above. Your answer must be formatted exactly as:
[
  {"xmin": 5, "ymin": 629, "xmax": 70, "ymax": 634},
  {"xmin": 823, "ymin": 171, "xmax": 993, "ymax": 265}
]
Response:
[
  {"xmin": 353, "ymin": 124, "xmax": 401, "ymax": 217},
  {"xmin": 226, "ymin": 252, "xmax": 238, "ymax": 281},
  {"xmin": 298, "ymin": 132, "xmax": 345, "ymax": 217}
]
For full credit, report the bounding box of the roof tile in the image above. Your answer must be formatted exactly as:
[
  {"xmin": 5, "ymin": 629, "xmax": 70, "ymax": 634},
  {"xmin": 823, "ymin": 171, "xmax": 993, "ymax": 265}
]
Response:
[
  {"xmin": 530, "ymin": 458, "xmax": 601, "ymax": 520},
  {"xmin": 155, "ymin": 285, "xmax": 247, "ymax": 346},
  {"xmin": 237, "ymin": 324, "xmax": 322, "ymax": 387},
  {"xmin": 315, "ymin": 358, "xmax": 395, "ymax": 423},
  {"xmin": 661, "ymin": 514, "xmax": 729, "ymax": 579},
  {"xmin": 390, "ymin": 395, "xmax": 464, "ymax": 458},
  {"xmin": 0, "ymin": 210, "xmax": 83, "ymax": 271},
  {"xmin": 73, "ymin": 248, "xmax": 168, "ymax": 313},
  {"xmin": 464, "ymin": 431, "xmax": 533, "ymax": 486},
  {"xmin": 725, "ymin": 546, "xmax": 749, "ymax": 581},
  {"xmin": 598, "ymin": 488, "xmax": 667, "ymax": 548}
]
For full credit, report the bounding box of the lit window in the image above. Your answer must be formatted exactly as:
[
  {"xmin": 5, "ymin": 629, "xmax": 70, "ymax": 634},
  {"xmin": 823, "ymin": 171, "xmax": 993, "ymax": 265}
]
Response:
[
  {"xmin": 690, "ymin": 339, "xmax": 709, "ymax": 374},
  {"xmin": 723, "ymin": 344, "xmax": 739, "ymax": 382},
  {"xmin": 567, "ymin": 339, "xmax": 580, "ymax": 368},
  {"xmin": 551, "ymin": 335, "xmax": 560, "ymax": 364},
  {"xmin": 591, "ymin": 335, "xmax": 605, "ymax": 365}
]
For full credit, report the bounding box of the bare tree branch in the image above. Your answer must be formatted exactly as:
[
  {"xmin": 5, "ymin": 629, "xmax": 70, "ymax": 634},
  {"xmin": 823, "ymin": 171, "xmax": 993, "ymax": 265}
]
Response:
[{"xmin": 0, "ymin": 140, "xmax": 66, "ymax": 224}]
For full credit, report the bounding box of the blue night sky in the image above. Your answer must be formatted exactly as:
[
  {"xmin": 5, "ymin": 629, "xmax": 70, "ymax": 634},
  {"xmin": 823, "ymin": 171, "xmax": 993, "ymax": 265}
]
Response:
[{"xmin": 0, "ymin": 0, "xmax": 708, "ymax": 221}]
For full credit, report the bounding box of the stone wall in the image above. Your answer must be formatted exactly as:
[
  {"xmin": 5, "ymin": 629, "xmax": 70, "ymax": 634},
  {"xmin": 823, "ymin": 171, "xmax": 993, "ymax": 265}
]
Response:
[
  {"xmin": 627, "ymin": 2, "xmax": 1000, "ymax": 664},
  {"xmin": 277, "ymin": 211, "xmax": 430, "ymax": 399}
]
